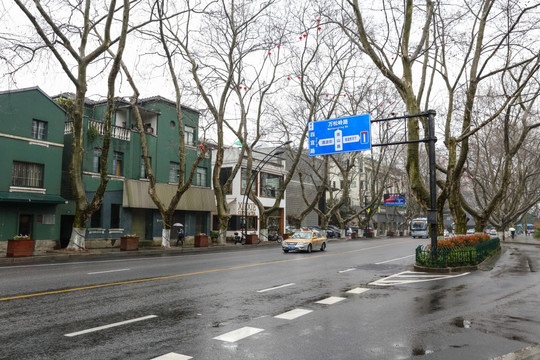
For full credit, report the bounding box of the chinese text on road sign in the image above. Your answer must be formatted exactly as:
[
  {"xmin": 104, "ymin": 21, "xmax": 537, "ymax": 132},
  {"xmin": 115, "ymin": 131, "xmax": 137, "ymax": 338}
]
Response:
[{"xmin": 308, "ymin": 114, "xmax": 371, "ymax": 156}]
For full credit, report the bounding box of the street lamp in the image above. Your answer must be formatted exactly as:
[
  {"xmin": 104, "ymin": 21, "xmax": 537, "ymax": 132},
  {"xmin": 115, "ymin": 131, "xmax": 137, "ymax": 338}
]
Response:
[{"xmin": 242, "ymin": 141, "xmax": 291, "ymax": 243}]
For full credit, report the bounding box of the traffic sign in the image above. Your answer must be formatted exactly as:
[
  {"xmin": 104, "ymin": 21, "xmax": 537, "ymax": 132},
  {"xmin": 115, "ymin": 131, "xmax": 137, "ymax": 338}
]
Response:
[{"xmin": 308, "ymin": 114, "xmax": 371, "ymax": 156}]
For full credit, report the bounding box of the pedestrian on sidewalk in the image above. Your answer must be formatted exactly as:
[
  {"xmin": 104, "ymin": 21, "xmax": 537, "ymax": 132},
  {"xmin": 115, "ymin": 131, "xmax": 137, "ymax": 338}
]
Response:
[
  {"xmin": 509, "ymin": 227, "xmax": 516, "ymax": 240},
  {"xmin": 176, "ymin": 225, "xmax": 185, "ymax": 246}
]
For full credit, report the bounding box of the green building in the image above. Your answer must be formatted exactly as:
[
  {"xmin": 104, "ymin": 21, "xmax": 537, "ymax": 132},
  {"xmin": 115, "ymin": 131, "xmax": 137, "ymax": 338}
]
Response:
[
  {"xmin": 0, "ymin": 87, "xmax": 67, "ymax": 251},
  {"xmin": 60, "ymin": 94, "xmax": 216, "ymax": 248},
  {"xmin": 1, "ymin": 87, "xmax": 215, "ymax": 252}
]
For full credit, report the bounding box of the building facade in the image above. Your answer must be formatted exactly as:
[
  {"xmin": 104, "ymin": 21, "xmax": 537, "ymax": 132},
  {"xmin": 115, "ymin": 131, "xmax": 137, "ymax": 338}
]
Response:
[
  {"xmin": 0, "ymin": 87, "xmax": 67, "ymax": 251},
  {"xmin": 1, "ymin": 87, "xmax": 215, "ymax": 251},
  {"xmin": 213, "ymin": 147, "xmax": 287, "ymax": 238}
]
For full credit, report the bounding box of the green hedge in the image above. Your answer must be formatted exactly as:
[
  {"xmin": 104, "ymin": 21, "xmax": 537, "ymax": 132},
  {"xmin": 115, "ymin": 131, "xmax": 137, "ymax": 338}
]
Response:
[{"xmin": 416, "ymin": 236, "xmax": 500, "ymax": 268}]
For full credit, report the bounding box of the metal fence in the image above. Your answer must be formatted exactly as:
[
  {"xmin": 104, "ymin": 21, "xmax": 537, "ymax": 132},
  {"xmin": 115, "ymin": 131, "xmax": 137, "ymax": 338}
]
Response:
[{"xmin": 415, "ymin": 237, "xmax": 500, "ymax": 268}]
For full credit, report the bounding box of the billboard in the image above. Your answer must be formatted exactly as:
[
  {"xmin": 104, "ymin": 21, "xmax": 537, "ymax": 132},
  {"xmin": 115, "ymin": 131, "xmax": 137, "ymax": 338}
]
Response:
[
  {"xmin": 308, "ymin": 113, "xmax": 371, "ymax": 156},
  {"xmin": 384, "ymin": 193, "xmax": 406, "ymax": 206}
]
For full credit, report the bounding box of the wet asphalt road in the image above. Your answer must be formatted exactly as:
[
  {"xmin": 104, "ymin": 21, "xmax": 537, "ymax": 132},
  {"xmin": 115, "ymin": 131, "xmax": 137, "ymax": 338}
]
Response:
[{"xmin": 0, "ymin": 237, "xmax": 539, "ymax": 359}]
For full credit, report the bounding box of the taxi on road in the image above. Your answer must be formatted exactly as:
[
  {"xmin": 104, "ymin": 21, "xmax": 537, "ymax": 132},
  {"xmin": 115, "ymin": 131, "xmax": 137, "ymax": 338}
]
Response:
[{"xmin": 282, "ymin": 229, "xmax": 327, "ymax": 253}]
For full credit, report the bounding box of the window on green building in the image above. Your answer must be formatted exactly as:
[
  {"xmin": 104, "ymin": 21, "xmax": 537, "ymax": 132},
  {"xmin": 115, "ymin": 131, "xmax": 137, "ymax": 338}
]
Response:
[
  {"xmin": 112, "ymin": 152, "xmax": 123, "ymax": 176},
  {"xmin": 140, "ymin": 156, "xmax": 151, "ymax": 179},
  {"xmin": 196, "ymin": 167, "xmax": 207, "ymax": 187},
  {"xmin": 12, "ymin": 161, "xmax": 44, "ymax": 188},
  {"xmin": 185, "ymin": 126, "xmax": 195, "ymax": 146},
  {"xmin": 93, "ymin": 148, "xmax": 101, "ymax": 173},
  {"xmin": 32, "ymin": 119, "xmax": 47, "ymax": 140},
  {"xmin": 169, "ymin": 162, "xmax": 179, "ymax": 183}
]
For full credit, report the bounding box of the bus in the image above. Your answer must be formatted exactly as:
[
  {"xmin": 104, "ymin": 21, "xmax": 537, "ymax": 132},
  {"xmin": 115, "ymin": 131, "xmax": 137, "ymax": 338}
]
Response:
[{"xmin": 410, "ymin": 218, "xmax": 428, "ymax": 238}]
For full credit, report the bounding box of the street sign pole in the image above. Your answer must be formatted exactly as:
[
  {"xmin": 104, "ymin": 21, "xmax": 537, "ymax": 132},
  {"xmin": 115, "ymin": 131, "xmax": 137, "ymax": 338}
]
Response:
[{"xmin": 427, "ymin": 110, "xmax": 438, "ymax": 255}]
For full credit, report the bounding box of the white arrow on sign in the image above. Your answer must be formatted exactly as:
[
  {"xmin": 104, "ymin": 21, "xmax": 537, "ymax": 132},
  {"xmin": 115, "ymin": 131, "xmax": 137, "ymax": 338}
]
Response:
[{"xmin": 318, "ymin": 138, "xmax": 335, "ymax": 146}]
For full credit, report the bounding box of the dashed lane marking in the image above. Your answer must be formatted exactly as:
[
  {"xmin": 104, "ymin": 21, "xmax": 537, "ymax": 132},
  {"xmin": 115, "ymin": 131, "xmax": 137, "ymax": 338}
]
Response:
[
  {"xmin": 87, "ymin": 268, "xmax": 131, "ymax": 275},
  {"xmin": 64, "ymin": 315, "xmax": 157, "ymax": 337},
  {"xmin": 368, "ymin": 271, "xmax": 470, "ymax": 286},
  {"xmin": 213, "ymin": 327, "xmax": 264, "ymax": 343},
  {"xmin": 151, "ymin": 353, "xmax": 192, "ymax": 360},
  {"xmin": 274, "ymin": 308, "xmax": 313, "ymax": 320},
  {"xmin": 338, "ymin": 268, "xmax": 356, "ymax": 273},
  {"xmin": 347, "ymin": 287, "xmax": 369, "ymax": 295},
  {"xmin": 316, "ymin": 296, "xmax": 346, "ymax": 305},
  {"xmin": 257, "ymin": 283, "xmax": 295, "ymax": 293}
]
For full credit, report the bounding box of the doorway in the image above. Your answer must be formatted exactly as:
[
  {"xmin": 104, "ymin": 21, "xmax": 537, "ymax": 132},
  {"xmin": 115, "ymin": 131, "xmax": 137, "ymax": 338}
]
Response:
[{"xmin": 18, "ymin": 214, "xmax": 33, "ymax": 237}]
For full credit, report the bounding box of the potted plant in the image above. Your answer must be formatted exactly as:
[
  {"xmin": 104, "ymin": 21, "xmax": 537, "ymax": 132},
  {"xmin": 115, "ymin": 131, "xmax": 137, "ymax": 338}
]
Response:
[
  {"xmin": 210, "ymin": 231, "xmax": 219, "ymax": 244},
  {"xmin": 120, "ymin": 234, "xmax": 139, "ymax": 251},
  {"xmin": 194, "ymin": 233, "xmax": 209, "ymax": 247},
  {"xmin": 247, "ymin": 232, "xmax": 258, "ymax": 244},
  {"xmin": 7, "ymin": 234, "xmax": 34, "ymax": 257}
]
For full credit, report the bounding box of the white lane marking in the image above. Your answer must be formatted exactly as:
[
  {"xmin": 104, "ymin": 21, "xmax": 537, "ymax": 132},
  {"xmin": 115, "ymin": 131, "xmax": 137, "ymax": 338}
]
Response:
[
  {"xmin": 369, "ymin": 271, "xmax": 470, "ymax": 286},
  {"xmin": 151, "ymin": 353, "xmax": 192, "ymax": 360},
  {"xmin": 213, "ymin": 327, "xmax": 264, "ymax": 343},
  {"xmin": 257, "ymin": 283, "xmax": 295, "ymax": 293},
  {"xmin": 87, "ymin": 268, "xmax": 131, "ymax": 275},
  {"xmin": 274, "ymin": 308, "xmax": 313, "ymax": 320},
  {"xmin": 375, "ymin": 255, "xmax": 415, "ymax": 264},
  {"xmin": 64, "ymin": 315, "xmax": 157, "ymax": 337},
  {"xmin": 338, "ymin": 268, "xmax": 356, "ymax": 273},
  {"xmin": 316, "ymin": 296, "xmax": 346, "ymax": 305},
  {"xmin": 347, "ymin": 287, "xmax": 369, "ymax": 295}
]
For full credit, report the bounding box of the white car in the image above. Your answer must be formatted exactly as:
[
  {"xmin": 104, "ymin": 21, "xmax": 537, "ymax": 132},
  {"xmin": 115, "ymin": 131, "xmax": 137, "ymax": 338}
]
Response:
[
  {"xmin": 490, "ymin": 229, "xmax": 497, "ymax": 236},
  {"xmin": 466, "ymin": 228, "xmax": 475, "ymax": 234}
]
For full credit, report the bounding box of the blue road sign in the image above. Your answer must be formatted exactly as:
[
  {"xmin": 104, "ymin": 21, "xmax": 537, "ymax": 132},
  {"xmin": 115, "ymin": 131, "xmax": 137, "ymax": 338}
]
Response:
[{"xmin": 308, "ymin": 113, "xmax": 371, "ymax": 156}]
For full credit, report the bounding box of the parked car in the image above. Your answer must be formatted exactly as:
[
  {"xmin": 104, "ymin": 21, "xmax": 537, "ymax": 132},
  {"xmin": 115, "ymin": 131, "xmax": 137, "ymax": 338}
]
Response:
[
  {"xmin": 282, "ymin": 230, "xmax": 327, "ymax": 253},
  {"xmin": 327, "ymin": 225, "xmax": 341, "ymax": 238},
  {"xmin": 490, "ymin": 229, "xmax": 497, "ymax": 236},
  {"xmin": 466, "ymin": 228, "xmax": 475, "ymax": 234}
]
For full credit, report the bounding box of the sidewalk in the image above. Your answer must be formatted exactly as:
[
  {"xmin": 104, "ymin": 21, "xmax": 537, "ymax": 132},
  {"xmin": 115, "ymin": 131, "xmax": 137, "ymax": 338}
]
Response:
[
  {"xmin": 0, "ymin": 239, "xmax": 283, "ymax": 265},
  {"xmin": 500, "ymin": 233, "xmax": 539, "ymax": 246}
]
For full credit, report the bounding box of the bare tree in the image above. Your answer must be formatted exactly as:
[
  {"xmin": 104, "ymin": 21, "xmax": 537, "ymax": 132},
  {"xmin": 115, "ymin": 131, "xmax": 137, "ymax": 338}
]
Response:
[
  {"xmin": 342, "ymin": 1, "xmax": 540, "ymax": 234},
  {"xmin": 13, "ymin": 0, "xmax": 132, "ymax": 249}
]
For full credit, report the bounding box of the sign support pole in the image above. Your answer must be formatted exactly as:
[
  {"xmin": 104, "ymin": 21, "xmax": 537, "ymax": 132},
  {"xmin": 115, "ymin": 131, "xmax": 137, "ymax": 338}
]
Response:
[{"xmin": 427, "ymin": 110, "xmax": 438, "ymax": 255}]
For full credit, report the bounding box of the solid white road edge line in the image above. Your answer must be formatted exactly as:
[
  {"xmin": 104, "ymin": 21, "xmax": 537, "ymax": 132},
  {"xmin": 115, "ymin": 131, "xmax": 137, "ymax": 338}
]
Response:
[
  {"xmin": 213, "ymin": 327, "xmax": 264, "ymax": 343},
  {"xmin": 151, "ymin": 353, "xmax": 192, "ymax": 360},
  {"xmin": 275, "ymin": 308, "xmax": 313, "ymax": 320},
  {"xmin": 87, "ymin": 269, "xmax": 131, "ymax": 275},
  {"xmin": 64, "ymin": 315, "xmax": 157, "ymax": 337},
  {"xmin": 257, "ymin": 283, "xmax": 295, "ymax": 293}
]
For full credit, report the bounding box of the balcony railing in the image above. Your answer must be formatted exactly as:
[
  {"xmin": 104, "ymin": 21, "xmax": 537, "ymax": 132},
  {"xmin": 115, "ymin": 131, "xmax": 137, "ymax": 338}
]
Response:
[{"xmin": 64, "ymin": 121, "xmax": 131, "ymax": 141}]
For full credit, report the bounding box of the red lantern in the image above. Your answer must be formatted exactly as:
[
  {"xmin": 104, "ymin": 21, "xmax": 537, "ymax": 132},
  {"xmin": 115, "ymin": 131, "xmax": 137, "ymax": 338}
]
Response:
[
  {"xmin": 303, "ymin": 34, "xmax": 307, "ymax": 38},
  {"xmin": 287, "ymin": 77, "xmax": 291, "ymax": 80},
  {"xmin": 318, "ymin": 27, "xmax": 321, "ymax": 31},
  {"xmin": 268, "ymin": 52, "xmax": 272, "ymax": 55},
  {"xmin": 317, "ymin": 18, "xmax": 320, "ymax": 22},
  {"xmin": 277, "ymin": 45, "xmax": 280, "ymax": 49}
]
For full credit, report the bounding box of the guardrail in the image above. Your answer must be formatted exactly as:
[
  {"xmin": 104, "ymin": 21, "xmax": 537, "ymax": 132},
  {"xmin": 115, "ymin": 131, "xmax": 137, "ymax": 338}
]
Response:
[{"xmin": 415, "ymin": 237, "xmax": 500, "ymax": 268}]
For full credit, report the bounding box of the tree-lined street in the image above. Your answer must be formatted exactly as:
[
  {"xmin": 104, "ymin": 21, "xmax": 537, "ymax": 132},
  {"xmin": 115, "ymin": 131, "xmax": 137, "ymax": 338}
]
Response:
[{"xmin": 1, "ymin": 238, "xmax": 539, "ymax": 359}]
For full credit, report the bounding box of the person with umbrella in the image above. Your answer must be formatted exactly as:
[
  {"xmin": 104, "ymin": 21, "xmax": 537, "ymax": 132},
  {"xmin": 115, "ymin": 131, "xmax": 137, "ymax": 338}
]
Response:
[
  {"xmin": 509, "ymin": 226, "xmax": 516, "ymax": 240},
  {"xmin": 175, "ymin": 223, "xmax": 185, "ymax": 246}
]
